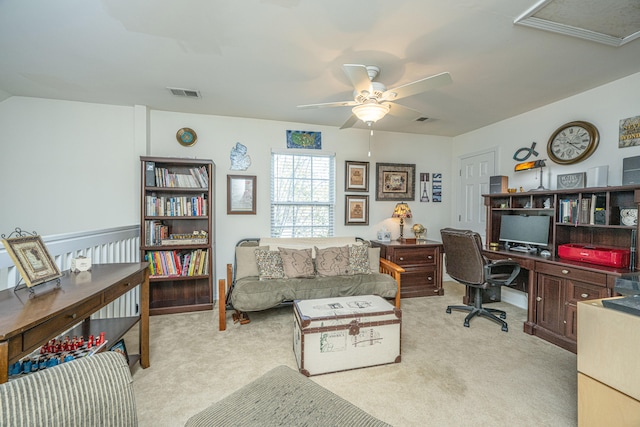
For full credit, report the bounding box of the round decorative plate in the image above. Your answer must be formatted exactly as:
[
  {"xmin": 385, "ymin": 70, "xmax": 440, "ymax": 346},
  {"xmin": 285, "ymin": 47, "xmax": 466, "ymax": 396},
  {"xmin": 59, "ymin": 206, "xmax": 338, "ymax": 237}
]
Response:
[{"xmin": 176, "ymin": 128, "xmax": 197, "ymax": 147}]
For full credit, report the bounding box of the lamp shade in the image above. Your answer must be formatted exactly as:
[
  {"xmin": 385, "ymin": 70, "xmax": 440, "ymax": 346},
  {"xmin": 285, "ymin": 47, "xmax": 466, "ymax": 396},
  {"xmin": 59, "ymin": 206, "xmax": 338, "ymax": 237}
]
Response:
[
  {"xmin": 352, "ymin": 102, "xmax": 390, "ymax": 123},
  {"xmin": 392, "ymin": 202, "xmax": 412, "ymax": 219}
]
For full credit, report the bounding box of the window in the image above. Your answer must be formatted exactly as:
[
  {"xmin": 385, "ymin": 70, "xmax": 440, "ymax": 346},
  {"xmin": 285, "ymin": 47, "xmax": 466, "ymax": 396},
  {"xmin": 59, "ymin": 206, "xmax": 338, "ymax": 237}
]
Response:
[{"xmin": 271, "ymin": 151, "xmax": 335, "ymax": 237}]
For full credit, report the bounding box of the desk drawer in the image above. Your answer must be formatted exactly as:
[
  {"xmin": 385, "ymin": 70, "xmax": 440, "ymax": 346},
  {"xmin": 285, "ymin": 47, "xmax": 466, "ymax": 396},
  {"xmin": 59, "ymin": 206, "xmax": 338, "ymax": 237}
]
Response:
[
  {"xmin": 393, "ymin": 248, "xmax": 437, "ymax": 266},
  {"xmin": 568, "ymin": 281, "xmax": 608, "ymax": 304},
  {"xmin": 22, "ymin": 295, "xmax": 103, "ymax": 351},
  {"xmin": 535, "ymin": 262, "xmax": 606, "ymax": 286}
]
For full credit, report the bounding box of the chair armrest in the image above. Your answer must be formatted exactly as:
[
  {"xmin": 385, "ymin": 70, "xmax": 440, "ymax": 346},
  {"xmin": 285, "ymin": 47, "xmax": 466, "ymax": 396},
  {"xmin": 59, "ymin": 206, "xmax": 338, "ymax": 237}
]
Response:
[
  {"xmin": 379, "ymin": 258, "xmax": 405, "ymax": 309},
  {"xmin": 484, "ymin": 260, "xmax": 521, "ymax": 286}
]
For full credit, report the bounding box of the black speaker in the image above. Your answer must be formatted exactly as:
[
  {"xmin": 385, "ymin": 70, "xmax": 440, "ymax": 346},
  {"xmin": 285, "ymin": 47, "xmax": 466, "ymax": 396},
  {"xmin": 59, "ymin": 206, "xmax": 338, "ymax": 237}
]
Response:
[
  {"xmin": 623, "ymin": 155, "xmax": 640, "ymax": 185},
  {"xmin": 490, "ymin": 175, "xmax": 508, "ymax": 194}
]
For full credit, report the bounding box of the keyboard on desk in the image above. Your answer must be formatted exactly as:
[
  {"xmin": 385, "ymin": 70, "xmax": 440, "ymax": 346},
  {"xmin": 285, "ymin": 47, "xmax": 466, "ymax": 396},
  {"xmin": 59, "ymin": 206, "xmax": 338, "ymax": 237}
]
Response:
[{"xmin": 602, "ymin": 295, "xmax": 640, "ymax": 317}]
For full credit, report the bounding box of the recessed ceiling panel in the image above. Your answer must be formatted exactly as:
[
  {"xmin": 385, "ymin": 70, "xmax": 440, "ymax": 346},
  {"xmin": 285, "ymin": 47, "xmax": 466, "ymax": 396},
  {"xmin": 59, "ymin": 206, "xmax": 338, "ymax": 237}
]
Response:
[{"xmin": 515, "ymin": 0, "xmax": 640, "ymax": 46}]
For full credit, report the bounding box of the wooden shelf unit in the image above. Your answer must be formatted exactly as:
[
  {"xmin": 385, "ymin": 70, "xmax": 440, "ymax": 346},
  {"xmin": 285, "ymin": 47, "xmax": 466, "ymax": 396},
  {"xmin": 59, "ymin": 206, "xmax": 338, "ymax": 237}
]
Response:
[{"xmin": 140, "ymin": 156, "xmax": 215, "ymax": 315}]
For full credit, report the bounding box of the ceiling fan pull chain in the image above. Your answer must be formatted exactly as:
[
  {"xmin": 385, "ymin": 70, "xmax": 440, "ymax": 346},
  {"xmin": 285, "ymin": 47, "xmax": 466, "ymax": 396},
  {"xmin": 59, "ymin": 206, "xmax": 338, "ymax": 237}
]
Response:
[{"xmin": 368, "ymin": 123, "xmax": 373, "ymax": 157}]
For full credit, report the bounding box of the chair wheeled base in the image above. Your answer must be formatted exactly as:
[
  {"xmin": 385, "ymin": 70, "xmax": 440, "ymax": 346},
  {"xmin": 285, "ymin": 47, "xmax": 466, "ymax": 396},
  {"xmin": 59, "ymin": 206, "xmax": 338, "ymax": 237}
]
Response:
[{"xmin": 446, "ymin": 284, "xmax": 508, "ymax": 332}]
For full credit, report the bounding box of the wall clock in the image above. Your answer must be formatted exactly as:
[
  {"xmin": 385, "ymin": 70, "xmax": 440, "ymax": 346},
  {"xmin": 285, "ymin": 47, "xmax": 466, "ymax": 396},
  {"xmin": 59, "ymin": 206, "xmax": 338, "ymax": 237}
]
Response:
[
  {"xmin": 176, "ymin": 128, "xmax": 197, "ymax": 147},
  {"xmin": 547, "ymin": 121, "xmax": 599, "ymax": 165}
]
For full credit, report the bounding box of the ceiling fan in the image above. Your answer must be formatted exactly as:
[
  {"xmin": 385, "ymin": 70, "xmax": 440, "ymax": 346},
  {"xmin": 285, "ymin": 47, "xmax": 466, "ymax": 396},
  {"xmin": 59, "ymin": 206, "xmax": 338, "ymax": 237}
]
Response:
[{"xmin": 298, "ymin": 64, "xmax": 452, "ymax": 129}]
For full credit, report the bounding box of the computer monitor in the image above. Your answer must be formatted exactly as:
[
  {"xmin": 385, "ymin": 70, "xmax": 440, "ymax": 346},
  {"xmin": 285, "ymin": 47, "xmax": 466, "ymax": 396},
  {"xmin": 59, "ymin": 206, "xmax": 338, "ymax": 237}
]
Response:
[{"xmin": 499, "ymin": 214, "xmax": 550, "ymax": 252}]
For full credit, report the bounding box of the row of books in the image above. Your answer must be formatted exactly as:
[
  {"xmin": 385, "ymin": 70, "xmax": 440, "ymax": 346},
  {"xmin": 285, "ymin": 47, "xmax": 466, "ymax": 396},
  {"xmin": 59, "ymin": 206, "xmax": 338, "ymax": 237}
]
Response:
[
  {"xmin": 145, "ymin": 249, "xmax": 209, "ymax": 277},
  {"xmin": 145, "ymin": 195, "xmax": 208, "ymax": 217},
  {"xmin": 150, "ymin": 164, "xmax": 209, "ymax": 188},
  {"xmin": 558, "ymin": 195, "xmax": 605, "ymax": 225},
  {"xmin": 144, "ymin": 221, "xmax": 209, "ymax": 246}
]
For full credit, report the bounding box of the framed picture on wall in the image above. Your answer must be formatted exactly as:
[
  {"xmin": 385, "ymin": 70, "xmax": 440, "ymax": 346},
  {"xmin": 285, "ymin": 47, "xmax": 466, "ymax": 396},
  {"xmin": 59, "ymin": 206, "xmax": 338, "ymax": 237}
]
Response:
[
  {"xmin": 345, "ymin": 195, "xmax": 369, "ymax": 225},
  {"xmin": 375, "ymin": 163, "xmax": 416, "ymax": 201},
  {"xmin": 345, "ymin": 161, "xmax": 369, "ymax": 192},
  {"xmin": 227, "ymin": 175, "xmax": 257, "ymax": 214}
]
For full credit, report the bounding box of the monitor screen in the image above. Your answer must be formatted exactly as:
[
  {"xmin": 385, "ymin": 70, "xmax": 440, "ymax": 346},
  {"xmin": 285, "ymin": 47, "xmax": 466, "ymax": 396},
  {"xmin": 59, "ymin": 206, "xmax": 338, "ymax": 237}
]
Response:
[{"xmin": 499, "ymin": 214, "xmax": 550, "ymax": 247}]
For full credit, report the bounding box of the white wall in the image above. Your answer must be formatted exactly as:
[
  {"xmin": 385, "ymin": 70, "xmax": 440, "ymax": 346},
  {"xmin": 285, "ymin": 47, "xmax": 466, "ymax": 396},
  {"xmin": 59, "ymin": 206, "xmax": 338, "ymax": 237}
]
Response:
[
  {"xmin": 0, "ymin": 97, "xmax": 139, "ymax": 235},
  {"xmin": 147, "ymin": 111, "xmax": 452, "ymax": 284},
  {"xmin": 450, "ymin": 71, "xmax": 640, "ymax": 224},
  {"xmin": 0, "ymin": 97, "xmax": 452, "ymax": 291}
]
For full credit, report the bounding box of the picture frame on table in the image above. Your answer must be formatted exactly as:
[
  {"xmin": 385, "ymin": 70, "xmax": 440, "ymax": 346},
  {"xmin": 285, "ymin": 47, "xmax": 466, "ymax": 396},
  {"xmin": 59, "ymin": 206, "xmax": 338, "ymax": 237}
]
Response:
[
  {"xmin": 557, "ymin": 172, "xmax": 586, "ymax": 190},
  {"xmin": 345, "ymin": 161, "xmax": 369, "ymax": 192},
  {"xmin": 109, "ymin": 339, "xmax": 129, "ymax": 364},
  {"xmin": 227, "ymin": 175, "xmax": 257, "ymax": 215},
  {"xmin": 376, "ymin": 163, "xmax": 416, "ymax": 201},
  {"xmin": 1, "ymin": 235, "xmax": 61, "ymax": 288},
  {"xmin": 345, "ymin": 195, "xmax": 369, "ymax": 225}
]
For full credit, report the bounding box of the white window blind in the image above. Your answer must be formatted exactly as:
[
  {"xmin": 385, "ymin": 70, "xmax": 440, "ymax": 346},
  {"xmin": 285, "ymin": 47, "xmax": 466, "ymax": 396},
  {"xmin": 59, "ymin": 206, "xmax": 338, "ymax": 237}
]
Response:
[{"xmin": 271, "ymin": 151, "xmax": 335, "ymax": 237}]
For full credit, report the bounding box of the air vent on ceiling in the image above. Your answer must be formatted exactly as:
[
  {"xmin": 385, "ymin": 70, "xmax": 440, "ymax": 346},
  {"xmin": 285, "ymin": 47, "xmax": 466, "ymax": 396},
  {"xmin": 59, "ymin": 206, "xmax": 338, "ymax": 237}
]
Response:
[
  {"xmin": 415, "ymin": 117, "xmax": 430, "ymax": 122},
  {"xmin": 167, "ymin": 87, "xmax": 202, "ymax": 98}
]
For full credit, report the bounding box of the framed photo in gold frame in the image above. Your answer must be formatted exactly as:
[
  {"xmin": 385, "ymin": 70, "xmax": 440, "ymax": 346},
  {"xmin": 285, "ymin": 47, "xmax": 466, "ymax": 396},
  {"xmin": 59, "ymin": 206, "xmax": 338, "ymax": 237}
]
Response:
[{"xmin": 2, "ymin": 235, "xmax": 61, "ymax": 287}]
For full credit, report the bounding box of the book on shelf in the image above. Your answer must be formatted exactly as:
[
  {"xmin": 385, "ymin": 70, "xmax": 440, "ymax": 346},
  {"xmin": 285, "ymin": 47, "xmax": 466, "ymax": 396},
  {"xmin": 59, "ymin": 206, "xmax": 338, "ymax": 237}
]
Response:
[
  {"xmin": 153, "ymin": 166, "xmax": 209, "ymax": 188},
  {"xmin": 145, "ymin": 195, "xmax": 207, "ymax": 217},
  {"xmin": 145, "ymin": 249, "xmax": 209, "ymax": 277},
  {"xmin": 160, "ymin": 238, "xmax": 207, "ymax": 245},
  {"xmin": 559, "ymin": 198, "xmax": 579, "ymax": 224}
]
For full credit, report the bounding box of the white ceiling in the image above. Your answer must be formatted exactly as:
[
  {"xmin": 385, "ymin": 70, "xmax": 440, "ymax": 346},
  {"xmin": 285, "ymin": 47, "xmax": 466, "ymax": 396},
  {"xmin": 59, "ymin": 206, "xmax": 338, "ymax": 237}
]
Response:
[{"xmin": 1, "ymin": 0, "xmax": 639, "ymax": 137}]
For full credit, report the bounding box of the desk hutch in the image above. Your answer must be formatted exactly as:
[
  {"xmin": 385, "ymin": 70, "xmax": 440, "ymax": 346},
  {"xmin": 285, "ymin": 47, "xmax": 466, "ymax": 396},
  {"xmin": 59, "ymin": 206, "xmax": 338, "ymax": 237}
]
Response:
[{"xmin": 483, "ymin": 185, "xmax": 640, "ymax": 353}]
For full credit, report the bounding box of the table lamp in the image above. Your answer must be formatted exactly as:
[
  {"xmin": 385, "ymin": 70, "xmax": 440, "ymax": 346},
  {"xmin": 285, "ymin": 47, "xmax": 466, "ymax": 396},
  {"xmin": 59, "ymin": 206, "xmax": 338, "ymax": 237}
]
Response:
[{"xmin": 392, "ymin": 202, "xmax": 412, "ymax": 240}]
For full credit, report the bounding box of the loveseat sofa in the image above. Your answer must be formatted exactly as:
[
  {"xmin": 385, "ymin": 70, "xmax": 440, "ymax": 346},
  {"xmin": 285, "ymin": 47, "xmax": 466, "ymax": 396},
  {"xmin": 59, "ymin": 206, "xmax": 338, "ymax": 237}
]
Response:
[{"xmin": 218, "ymin": 237, "xmax": 404, "ymax": 330}]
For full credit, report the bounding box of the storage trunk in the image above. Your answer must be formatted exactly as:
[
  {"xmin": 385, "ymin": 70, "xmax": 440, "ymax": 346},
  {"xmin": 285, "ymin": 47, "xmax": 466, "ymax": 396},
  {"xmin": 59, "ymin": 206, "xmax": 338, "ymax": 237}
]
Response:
[{"xmin": 293, "ymin": 295, "xmax": 401, "ymax": 376}]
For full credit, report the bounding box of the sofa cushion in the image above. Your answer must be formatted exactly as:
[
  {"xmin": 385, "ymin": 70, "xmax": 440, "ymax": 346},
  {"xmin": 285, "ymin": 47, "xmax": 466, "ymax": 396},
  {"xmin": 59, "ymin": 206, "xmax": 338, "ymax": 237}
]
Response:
[
  {"xmin": 315, "ymin": 245, "xmax": 350, "ymax": 276},
  {"xmin": 231, "ymin": 273, "xmax": 398, "ymax": 312},
  {"xmin": 368, "ymin": 247, "xmax": 381, "ymax": 272},
  {"xmin": 349, "ymin": 243, "xmax": 371, "ymax": 275},
  {"xmin": 235, "ymin": 245, "xmax": 268, "ymax": 280},
  {"xmin": 278, "ymin": 247, "xmax": 315, "ymax": 278},
  {"xmin": 255, "ymin": 249, "xmax": 285, "ymax": 280}
]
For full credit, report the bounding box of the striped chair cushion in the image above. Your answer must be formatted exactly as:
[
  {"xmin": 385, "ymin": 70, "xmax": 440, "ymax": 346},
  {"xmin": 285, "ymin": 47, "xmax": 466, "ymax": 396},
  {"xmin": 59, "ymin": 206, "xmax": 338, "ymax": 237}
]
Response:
[{"xmin": 0, "ymin": 351, "xmax": 137, "ymax": 427}]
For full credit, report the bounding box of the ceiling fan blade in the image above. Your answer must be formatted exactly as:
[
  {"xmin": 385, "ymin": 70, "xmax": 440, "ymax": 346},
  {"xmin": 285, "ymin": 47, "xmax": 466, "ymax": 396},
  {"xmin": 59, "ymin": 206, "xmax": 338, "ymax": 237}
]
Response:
[
  {"xmin": 386, "ymin": 102, "xmax": 423, "ymax": 121},
  {"xmin": 383, "ymin": 72, "xmax": 452, "ymax": 101},
  {"xmin": 343, "ymin": 64, "xmax": 372, "ymax": 96},
  {"xmin": 297, "ymin": 100, "xmax": 357, "ymax": 109},
  {"xmin": 339, "ymin": 114, "xmax": 359, "ymax": 129}
]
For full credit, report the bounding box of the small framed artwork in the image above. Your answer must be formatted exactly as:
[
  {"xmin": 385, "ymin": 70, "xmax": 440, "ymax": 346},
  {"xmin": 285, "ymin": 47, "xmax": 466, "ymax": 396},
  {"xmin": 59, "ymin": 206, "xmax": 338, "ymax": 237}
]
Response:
[
  {"xmin": 376, "ymin": 163, "xmax": 416, "ymax": 201},
  {"xmin": 286, "ymin": 130, "xmax": 321, "ymax": 149},
  {"xmin": 345, "ymin": 195, "xmax": 369, "ymax": 225},
  {"xmin": 1, "ymin": 235, "xmax": 61, "ymax": 287},
  {"xmin": 345, "ymin": 161, "xmax": 369, "ymax": 192},
  {"xmin": 227, "ymin": 175, "xmax": 257, "ymax": 215},
  {"xmin": 557, "ymin": 172, "xmax": 586, "ymax": 190},
  {"xmin": 109, "ymin": 339, "xmax": 129, "ymax": 364}
]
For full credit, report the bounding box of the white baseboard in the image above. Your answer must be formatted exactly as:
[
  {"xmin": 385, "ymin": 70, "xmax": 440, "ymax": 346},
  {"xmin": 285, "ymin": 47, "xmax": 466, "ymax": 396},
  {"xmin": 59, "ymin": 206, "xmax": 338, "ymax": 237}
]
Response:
[{"xmin": 501, "ymin": 286, "xmax": 528, "ymax": 309}]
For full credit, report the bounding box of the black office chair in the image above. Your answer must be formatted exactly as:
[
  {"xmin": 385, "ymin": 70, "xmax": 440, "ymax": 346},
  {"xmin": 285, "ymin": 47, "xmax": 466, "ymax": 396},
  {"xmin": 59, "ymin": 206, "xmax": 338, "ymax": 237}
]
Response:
[{"xmin": 440, "ymin": 228, "xmax": 520, "ymax": 332}]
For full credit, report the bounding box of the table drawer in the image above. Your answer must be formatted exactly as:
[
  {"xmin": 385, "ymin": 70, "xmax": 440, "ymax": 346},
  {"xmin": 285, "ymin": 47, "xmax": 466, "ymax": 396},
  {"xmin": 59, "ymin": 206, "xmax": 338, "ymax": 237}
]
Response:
[
  {"xmin": 568, "ymin": 281, "xmax": 608, "ymax": 304},
  {"xmin": 104, "ymin": 273, "xmax": 142, "ymax": 302},
  {"xmin": 535, "ymin": 262, "xmax": 606, "ymax": 286},
  {"xmin": 393, "ymin": 248, "xmax": 437, "ymax": 266},
  {"xmin": 22, "ymin": 295, "xmax": 103, "ymax": 351}
]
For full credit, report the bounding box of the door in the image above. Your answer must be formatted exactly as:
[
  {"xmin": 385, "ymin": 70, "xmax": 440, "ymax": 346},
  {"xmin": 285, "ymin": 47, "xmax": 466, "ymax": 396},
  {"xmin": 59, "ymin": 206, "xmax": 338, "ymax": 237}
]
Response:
[
  {"xmin": 536, "ymin": 273, "xmax": 565, "ymax": 335},
  {"xmin": 458, "ymin": 150, "xmax": 496, "ymax": 240}
]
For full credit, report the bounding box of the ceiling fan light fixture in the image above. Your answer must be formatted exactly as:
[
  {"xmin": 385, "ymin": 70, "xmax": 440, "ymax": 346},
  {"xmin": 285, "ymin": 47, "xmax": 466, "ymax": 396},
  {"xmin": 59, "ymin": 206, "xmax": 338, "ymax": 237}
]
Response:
[{"xmin": 352, "ymin": 102, "xmax": 390, "ymax": 123}]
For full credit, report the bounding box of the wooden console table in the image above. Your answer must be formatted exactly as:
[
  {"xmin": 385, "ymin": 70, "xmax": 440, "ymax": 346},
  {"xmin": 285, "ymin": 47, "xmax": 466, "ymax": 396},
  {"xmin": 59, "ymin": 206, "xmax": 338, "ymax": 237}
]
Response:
[{"xmin": 0, "ymin": 263, "xmax": 150, "ymax": 383}]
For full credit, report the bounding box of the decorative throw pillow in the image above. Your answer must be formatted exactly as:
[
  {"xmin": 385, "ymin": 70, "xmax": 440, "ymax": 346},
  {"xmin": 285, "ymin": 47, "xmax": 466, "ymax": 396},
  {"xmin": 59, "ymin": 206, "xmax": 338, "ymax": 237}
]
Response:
[
  {"xmin": 315, "ymin": 245, "xmax": 350, "ymax": 276},
  {"xmin": 349, "ymin": 243, "xmax": 371, "ymax": 275},
  {"xmin": 235, "ymin": 245, "xmax": 268, "ymax": 279},
  {"xmin": 278, "ymin": 247, "xmax": 315, "ymax": 278},
  {"xmin": 254, "ymin": 248, "xmax": 285, "ymax": 280},
  {"xmin": 368, "ymin": 247, "xmax": 381, "ymax": 272}
]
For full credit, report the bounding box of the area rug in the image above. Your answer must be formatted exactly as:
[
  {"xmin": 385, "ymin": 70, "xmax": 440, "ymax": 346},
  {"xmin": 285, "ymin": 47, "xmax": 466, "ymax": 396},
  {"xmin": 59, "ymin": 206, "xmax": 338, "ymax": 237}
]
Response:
[{"xmin": 184, "ymin": 365, "xmax": 390, "ymax": 427}]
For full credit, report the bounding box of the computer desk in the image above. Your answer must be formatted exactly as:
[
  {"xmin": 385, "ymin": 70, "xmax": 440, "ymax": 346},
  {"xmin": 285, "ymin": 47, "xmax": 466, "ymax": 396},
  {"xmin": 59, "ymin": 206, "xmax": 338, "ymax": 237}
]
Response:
[{"xmin": 480, "ymin": 248, "xmax": 629, "ymax": 353}]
